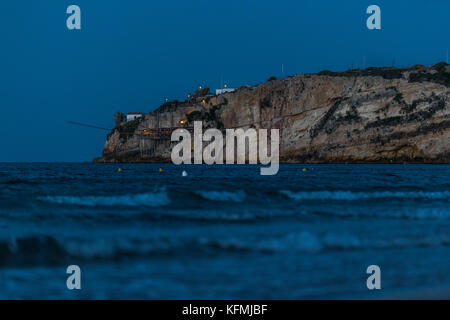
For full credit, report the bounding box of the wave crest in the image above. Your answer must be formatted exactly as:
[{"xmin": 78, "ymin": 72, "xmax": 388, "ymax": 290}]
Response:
[
  {"xmin": 194, "ymin": 190, "xmax": 246, "ymax": 202},
  {"xmin": 38, "ymin": 191, "xmax": 170, "ymax": 207},
  {"xmin": 280, "ymin": 190, "xmax": 450, "ymax": 201}
]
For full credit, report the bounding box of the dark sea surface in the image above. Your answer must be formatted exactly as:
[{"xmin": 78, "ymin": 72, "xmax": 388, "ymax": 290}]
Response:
[{"xmin": 1, "ymin": 163, "xmax": 450, "ymax": 299}]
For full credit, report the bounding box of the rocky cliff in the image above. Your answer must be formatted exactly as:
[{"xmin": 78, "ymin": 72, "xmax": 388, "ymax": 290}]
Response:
[{"xmin": 94, "ymin": 63, "xmax": 450, "ymax": 163}]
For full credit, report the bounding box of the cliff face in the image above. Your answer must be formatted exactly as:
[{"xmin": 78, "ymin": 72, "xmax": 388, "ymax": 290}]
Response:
[{"xmin": 95, "ymin": 63, "xmax": 450, "ymax": 163}]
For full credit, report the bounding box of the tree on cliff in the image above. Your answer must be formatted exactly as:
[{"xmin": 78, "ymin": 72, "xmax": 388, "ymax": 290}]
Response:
[
  {"xmin": 193, "ymin": 87, "xmax": 210, "ymax": 99},
  {"xmin": 114, "ymin": 112, "xmax": 125, "ymax": 127}
]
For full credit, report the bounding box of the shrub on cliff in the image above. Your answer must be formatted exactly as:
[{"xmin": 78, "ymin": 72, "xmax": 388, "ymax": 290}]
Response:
[
  {"xmin": 193, "ymin": 87, "xmax": 210, "ymax": 99},
  {"xmin": 186, "ymin": 110, "xmax": 202, "ymax": 123},
  {"xmin": 117, "ymin": 117, "xmax": 143, "ymax": 141},
  {"xmin": 432, "ymin": 62, "xmax": 449, "ymax": 73},
  {"xmin": 318, "ymin": 69, "xmax": 361, "ymax": 77},
  {"xmin": 409, "ymin": 65, "xmax": 450, "ymax": 87},
  {"xmin": 259, "ymin": 96, "xmax": 272, "ymax": 109},
  {"xmin": 114, "ymin": 112, "xmax": 125, "ymax": 127},
  {"xmin": 318, "ymin": 67, "xmax": 404, "ymax": 79},
  {"xmin": 361, "ymin": 67, "xmax": 404, "ymax": 79}
]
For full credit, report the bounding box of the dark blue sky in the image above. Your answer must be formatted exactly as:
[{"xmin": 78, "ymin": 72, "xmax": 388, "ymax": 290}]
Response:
[{"xmin": 1, "ymin": 0, "xmax": 448, "ymax": 162}]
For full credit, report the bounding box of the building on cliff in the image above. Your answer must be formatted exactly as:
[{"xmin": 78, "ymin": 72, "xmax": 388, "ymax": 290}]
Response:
[
  {"xmin": 216, "ymin": 86, "xmax": 235, "ymax": 95},
  {"xmin": 126, "ymin": 112, "xmax": 144, "ymax": 122}
]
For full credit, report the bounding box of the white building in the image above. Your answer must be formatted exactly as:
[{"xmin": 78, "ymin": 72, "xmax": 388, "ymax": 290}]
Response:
[
  {"xmin": 126, "ymin": 112, "xmax": 144, "ymax": 122},
  {"xmin": 215, "ymin": 87, "xmax": 235, "ymax": 95}
]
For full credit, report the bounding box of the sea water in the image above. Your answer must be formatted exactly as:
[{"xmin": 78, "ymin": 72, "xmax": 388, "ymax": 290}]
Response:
[{"xmin": 1, "ymin": 163, "xmax": 450, "ymax": 299}]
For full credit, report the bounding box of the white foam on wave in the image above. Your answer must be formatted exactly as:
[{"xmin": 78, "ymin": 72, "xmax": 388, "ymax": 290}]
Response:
[
  {"xmin": 38, "ymin": 190, "xmax": 170, "ymax": 207},
  {"xmin": 280, "ymin": 190, "xmax": 450, "ymax": 201},
  {"xmin": 195, "ymin": 190, "xmax": 246, "ymax": 202},
  {"xmin": 257, "ymin": 230, "xmax": 450, "ymax": 253},
  {"xmin": 260, "ymin": 231, "xmax": 323, "ymax": 253}
]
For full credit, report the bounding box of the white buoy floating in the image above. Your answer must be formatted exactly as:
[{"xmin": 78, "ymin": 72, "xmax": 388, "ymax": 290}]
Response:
[{"xmin": 182, "ymin": 170, "xmax": 188, "ymax": 177}]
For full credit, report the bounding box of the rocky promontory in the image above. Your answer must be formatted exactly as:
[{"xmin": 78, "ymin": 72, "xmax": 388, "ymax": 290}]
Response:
[{"xmin": 95, "ymin": 63, "xmax": 450, "ymax": 163}]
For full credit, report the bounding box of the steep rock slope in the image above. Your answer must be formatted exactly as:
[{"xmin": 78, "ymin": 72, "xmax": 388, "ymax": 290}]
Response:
[{"xmin": 95, "ymin": 63, "xmax": 450, "ymax": 163}]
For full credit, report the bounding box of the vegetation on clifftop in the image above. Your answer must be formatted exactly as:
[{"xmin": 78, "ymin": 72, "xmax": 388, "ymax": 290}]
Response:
[
  {"xmin": 409, "ymin": 62, "xmax": 450, "ymax": 87},
  {"xmin": 111, "ymin": 117, "xmax": 144, "ymax": 142}
]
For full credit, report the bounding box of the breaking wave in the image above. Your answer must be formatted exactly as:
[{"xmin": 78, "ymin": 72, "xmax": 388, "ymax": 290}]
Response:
[
  {"xmin": 194, "ymin": 190, "xmax": 246, "ymax": 202},
  {"xmin": 38, "ymin": 191, "xmax": 170, "ymax": 207},
  {"xmin": 280, "ymin": 190, "xmax": 450, "ymax": 201},
  {"xmin": 4, "ymin": 229, "xmax": 450, "ymax": 267}
]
